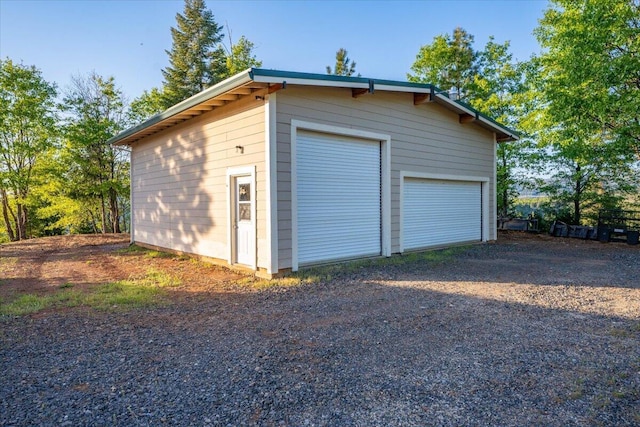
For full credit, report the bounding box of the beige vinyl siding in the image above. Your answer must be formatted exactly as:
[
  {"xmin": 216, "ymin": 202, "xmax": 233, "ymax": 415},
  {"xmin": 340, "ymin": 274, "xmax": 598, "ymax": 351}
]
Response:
[
  {"xmin": 131, "ymin": 95, "xmax": 267, "ymax": 268},
  {"xmin": 276, "ymin": 86, "xmax": 496, "ymax": 269}
]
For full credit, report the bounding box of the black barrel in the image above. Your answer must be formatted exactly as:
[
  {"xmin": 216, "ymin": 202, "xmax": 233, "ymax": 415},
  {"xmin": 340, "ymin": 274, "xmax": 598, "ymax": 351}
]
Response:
[{"xmin": 598, "ymin": 227, "xmax": 610, "ymax": 242}]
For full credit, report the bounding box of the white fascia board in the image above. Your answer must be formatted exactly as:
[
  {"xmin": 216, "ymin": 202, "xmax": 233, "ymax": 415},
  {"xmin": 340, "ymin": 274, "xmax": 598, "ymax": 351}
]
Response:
[
  {"xmin": 434, "ymin": 93, "xmax": 476, "ymax": 116},
  {"xmin": 252, "ymin": 75, "xmax": 430, "ymax": 95},
  {"xmin": 167, "ymin": 70, "xmax": 253, "ymax": 110},
  {"xmin": 375, "ymin": 84, "xmax": 429, "ymax": 94},
  {"xmin": 251, "ymin": 74, "xmax": 370, "ymax": 90},
  {"xmin": 477, "ymin": 115, "xmax": 518, "ymax": 140}
]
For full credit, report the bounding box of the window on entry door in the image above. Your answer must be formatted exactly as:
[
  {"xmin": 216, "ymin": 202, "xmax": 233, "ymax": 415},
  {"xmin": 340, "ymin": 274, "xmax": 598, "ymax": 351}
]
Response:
[{"xmin": 238, "ymin": 183, "xmax": 251, "ymax": 221}]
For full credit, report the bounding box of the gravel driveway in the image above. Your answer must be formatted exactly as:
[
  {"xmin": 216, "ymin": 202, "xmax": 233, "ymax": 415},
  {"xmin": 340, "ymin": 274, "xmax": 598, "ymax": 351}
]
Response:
[{"xmin": 1, "ymin": 233, "xmax": 639, "ymax": 426}]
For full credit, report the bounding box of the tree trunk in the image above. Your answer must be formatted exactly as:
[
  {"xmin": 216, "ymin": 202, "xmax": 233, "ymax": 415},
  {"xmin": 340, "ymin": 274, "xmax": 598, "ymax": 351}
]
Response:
[
  {"xmin": 502, "ymin": 188, "xmax": 509, "ymax": 217},
  {"xmin": 500, "ymin": 150, "xmax": 509, "ymax": 218},
  {"xmin": 0, "ymin": 188, "xmax": 16, "ymax": 242},
  {"xmin": 574, "ymin": 165, "xmax": 581, "ymax": 225},
  {"xmin": 109, "ymin": 188, "xmax": 120, "ymax": 234},
  {"xmin": 108, "ymin": 154, "xmax": 121, "ymax": 234},
  {"xmin": 100, "ymin": 194, "xmax": 107, "ymax": 234},
  {"xmin": 88, "ymin": 209, "xmax": 98, "ymax": 234},
  {"xmin": 16, "ymin": 203, "xmax": 27, "ymax": 240}
]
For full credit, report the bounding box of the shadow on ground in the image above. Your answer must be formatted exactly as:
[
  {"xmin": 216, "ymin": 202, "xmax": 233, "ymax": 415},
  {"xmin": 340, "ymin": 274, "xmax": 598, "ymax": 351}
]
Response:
[{"xmin": 1, "ymin": 233, "xmax": 639, "ymax": 426}]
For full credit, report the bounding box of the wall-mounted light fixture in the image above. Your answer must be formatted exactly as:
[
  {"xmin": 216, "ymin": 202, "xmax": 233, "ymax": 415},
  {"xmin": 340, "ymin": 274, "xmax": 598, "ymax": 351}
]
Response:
[{"xmin": 235, "ymin": 145, "xmax": 244, "ymax": 154}]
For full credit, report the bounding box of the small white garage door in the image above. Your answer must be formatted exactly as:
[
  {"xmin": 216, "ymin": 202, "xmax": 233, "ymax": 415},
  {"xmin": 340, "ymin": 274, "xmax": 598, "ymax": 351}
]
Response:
[
  {"xmin": 297, "ymin": 131, "xmax": 381, "ymax": 265},
  {"xmin": 403, "ymin": 178, "xmax": 482, "ymax": 250}
]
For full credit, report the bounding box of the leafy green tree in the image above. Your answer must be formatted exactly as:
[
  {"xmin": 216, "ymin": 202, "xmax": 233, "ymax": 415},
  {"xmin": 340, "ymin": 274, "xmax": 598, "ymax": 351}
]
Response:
[
  {"xmin": 61, "ymin": 72, "xmax": 130, "ymax": 234},
  {"xmin": 536, "ymin": 0, "xmax": 639, "ymax": 160},
  {"xmin": 408, "ymin": 27, "xmax": 476, "ymax": 99},
  {"xmin": 470, "ymin": 39, "xmax": 539, "ymax": 217},
  {"xmin": 409, "ymin": 29, "xmax": 536, "ymax": 217},
  {"xmin": 0, "ymin": 59, "xmax": 57, "ymax": 241},
  {"xmin": 533, "ymin": 0, "xmax": 640, "ymax": 222},
  {"xmin": 129, "ymin": 87, "xmax": 165, "ymax": 122},
  {"xmin": 326, "ymin": 48, "xmax": 357, "ymax": 77},
  {"xmin": 534, "ymin": 133, "xmax": 638, "ymax": 225},
  {"xmin": 31, "ymin": 148, "xmax": 104, "ymax": 234},
  {"xmin": 160, "ymin": 0, "xmax": 226, "ymax": 108},
  {"xmin": 225, "ymin": 35, "xmax": 262, "ymax": 76}
]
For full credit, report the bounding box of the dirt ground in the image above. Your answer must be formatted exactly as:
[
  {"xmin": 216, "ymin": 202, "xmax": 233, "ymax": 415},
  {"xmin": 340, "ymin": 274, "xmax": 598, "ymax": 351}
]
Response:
[
  {"xmin": 0, "ymin": 234, "xmax": 245, "ymax": 301},
  {"xmin": 0, "ymin": 232, "xmax": 638, "ymax": 303}
]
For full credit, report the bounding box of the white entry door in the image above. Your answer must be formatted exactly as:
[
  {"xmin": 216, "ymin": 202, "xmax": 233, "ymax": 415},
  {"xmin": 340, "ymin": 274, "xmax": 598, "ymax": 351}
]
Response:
[{"xmin": 235, "ymin": 175, "xmax": 254, "ymax": 266}]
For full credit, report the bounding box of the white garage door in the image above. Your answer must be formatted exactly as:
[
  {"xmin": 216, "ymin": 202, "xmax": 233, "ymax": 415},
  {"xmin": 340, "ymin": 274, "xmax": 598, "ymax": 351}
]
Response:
[
  {"xmin": 297, "ymin": 131, "xmax": 381, "ymax": 265},
  {"xmin": 403, "ymin": 178, "xmax": 482, "ymax": 250}
]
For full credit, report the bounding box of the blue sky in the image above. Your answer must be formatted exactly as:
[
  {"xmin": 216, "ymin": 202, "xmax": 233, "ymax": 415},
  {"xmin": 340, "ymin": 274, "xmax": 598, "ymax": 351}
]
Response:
[{"xmin": 0, "ymin": 0, "xmax": 549, "ymax": 99}]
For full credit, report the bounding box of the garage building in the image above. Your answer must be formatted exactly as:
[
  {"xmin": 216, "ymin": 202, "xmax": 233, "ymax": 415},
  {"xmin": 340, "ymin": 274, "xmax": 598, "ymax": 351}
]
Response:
[{"xmin": 109, "ymin": 69, "xmax": 517, "ymax": 277}]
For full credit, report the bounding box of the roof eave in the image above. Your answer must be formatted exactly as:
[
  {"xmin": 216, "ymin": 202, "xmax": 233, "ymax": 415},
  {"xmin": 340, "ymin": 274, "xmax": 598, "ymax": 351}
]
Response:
[
  {"xmin": 249, "ymin": 69, "xmax": 518, "ymax": 140},
  {"xmin": 110, "ymin": 67, "xmax": 519, "ymax": 146},
  {"xmin": 109, "ymin": 69, "xmax": 254, "ymax": 146},
  {"xmin": 476, "ymin": 115, "xmax": 519, "ymax": 142},
  {"xmin": 429, "ymin": 93, "xmax": 518, "ymax": 142}
]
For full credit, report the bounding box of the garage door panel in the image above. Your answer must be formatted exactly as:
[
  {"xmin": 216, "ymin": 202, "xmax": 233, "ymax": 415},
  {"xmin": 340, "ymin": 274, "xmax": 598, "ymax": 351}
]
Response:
[
  {"xmin": 403, "ymin": 179, "xmax": 481, "ymax": 250},
  {"xmin": 297, "ymin": 131, "xmax": 381, "ymax": 265}
]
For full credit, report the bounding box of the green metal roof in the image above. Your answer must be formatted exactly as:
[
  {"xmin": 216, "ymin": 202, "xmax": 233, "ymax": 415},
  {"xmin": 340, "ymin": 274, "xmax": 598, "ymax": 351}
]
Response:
[
  {"xmin": 249, "ymin": 68, "xmax": 436, "ymax": 90},
  {"xmin": 109, "ymin": 68, "xmax": 518, "ymax": 146}
]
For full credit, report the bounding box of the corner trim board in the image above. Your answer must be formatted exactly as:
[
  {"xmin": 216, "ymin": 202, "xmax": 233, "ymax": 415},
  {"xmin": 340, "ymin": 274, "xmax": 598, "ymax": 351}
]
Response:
[
  {"xmin": 264, "ymin": 93, "xmax": 279, "ymax": 274},
  {"xmin": 129, "ymin": 151, "xmax": 134, "ymax": 243}
]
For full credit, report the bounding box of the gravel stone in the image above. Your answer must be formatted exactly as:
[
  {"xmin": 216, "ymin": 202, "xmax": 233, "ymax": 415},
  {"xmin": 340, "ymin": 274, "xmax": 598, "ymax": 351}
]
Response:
[{"xmin": 1, "ymin": 234, "xmax": 639, "ymax": 426}]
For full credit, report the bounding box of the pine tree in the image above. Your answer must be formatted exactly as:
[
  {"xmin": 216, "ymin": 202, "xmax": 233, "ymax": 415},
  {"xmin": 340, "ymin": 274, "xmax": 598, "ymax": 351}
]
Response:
[
  {"xmin": 225, "ymin": 36, "xmax": 262, "ymax": 77},
  {"xmin": 161, "ymin": 0, "xmax": 225, "ymax": 108},
  {"xmin": 408, "ymin": 27, "xmax": 476, "ymax": 99},
  {"xmin": 326, "ymin": 48, "xmax": 357, "ymax": 77}
]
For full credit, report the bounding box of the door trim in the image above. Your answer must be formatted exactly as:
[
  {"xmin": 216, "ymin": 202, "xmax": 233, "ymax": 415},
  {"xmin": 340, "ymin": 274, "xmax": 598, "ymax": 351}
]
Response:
[
  {"xmin": 290, "ymin": 120, "xmax": 391, "ymax": 272},
  {"xmin": 226, "ymin": 166, "xmax": 256, "ymax": 270}
]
